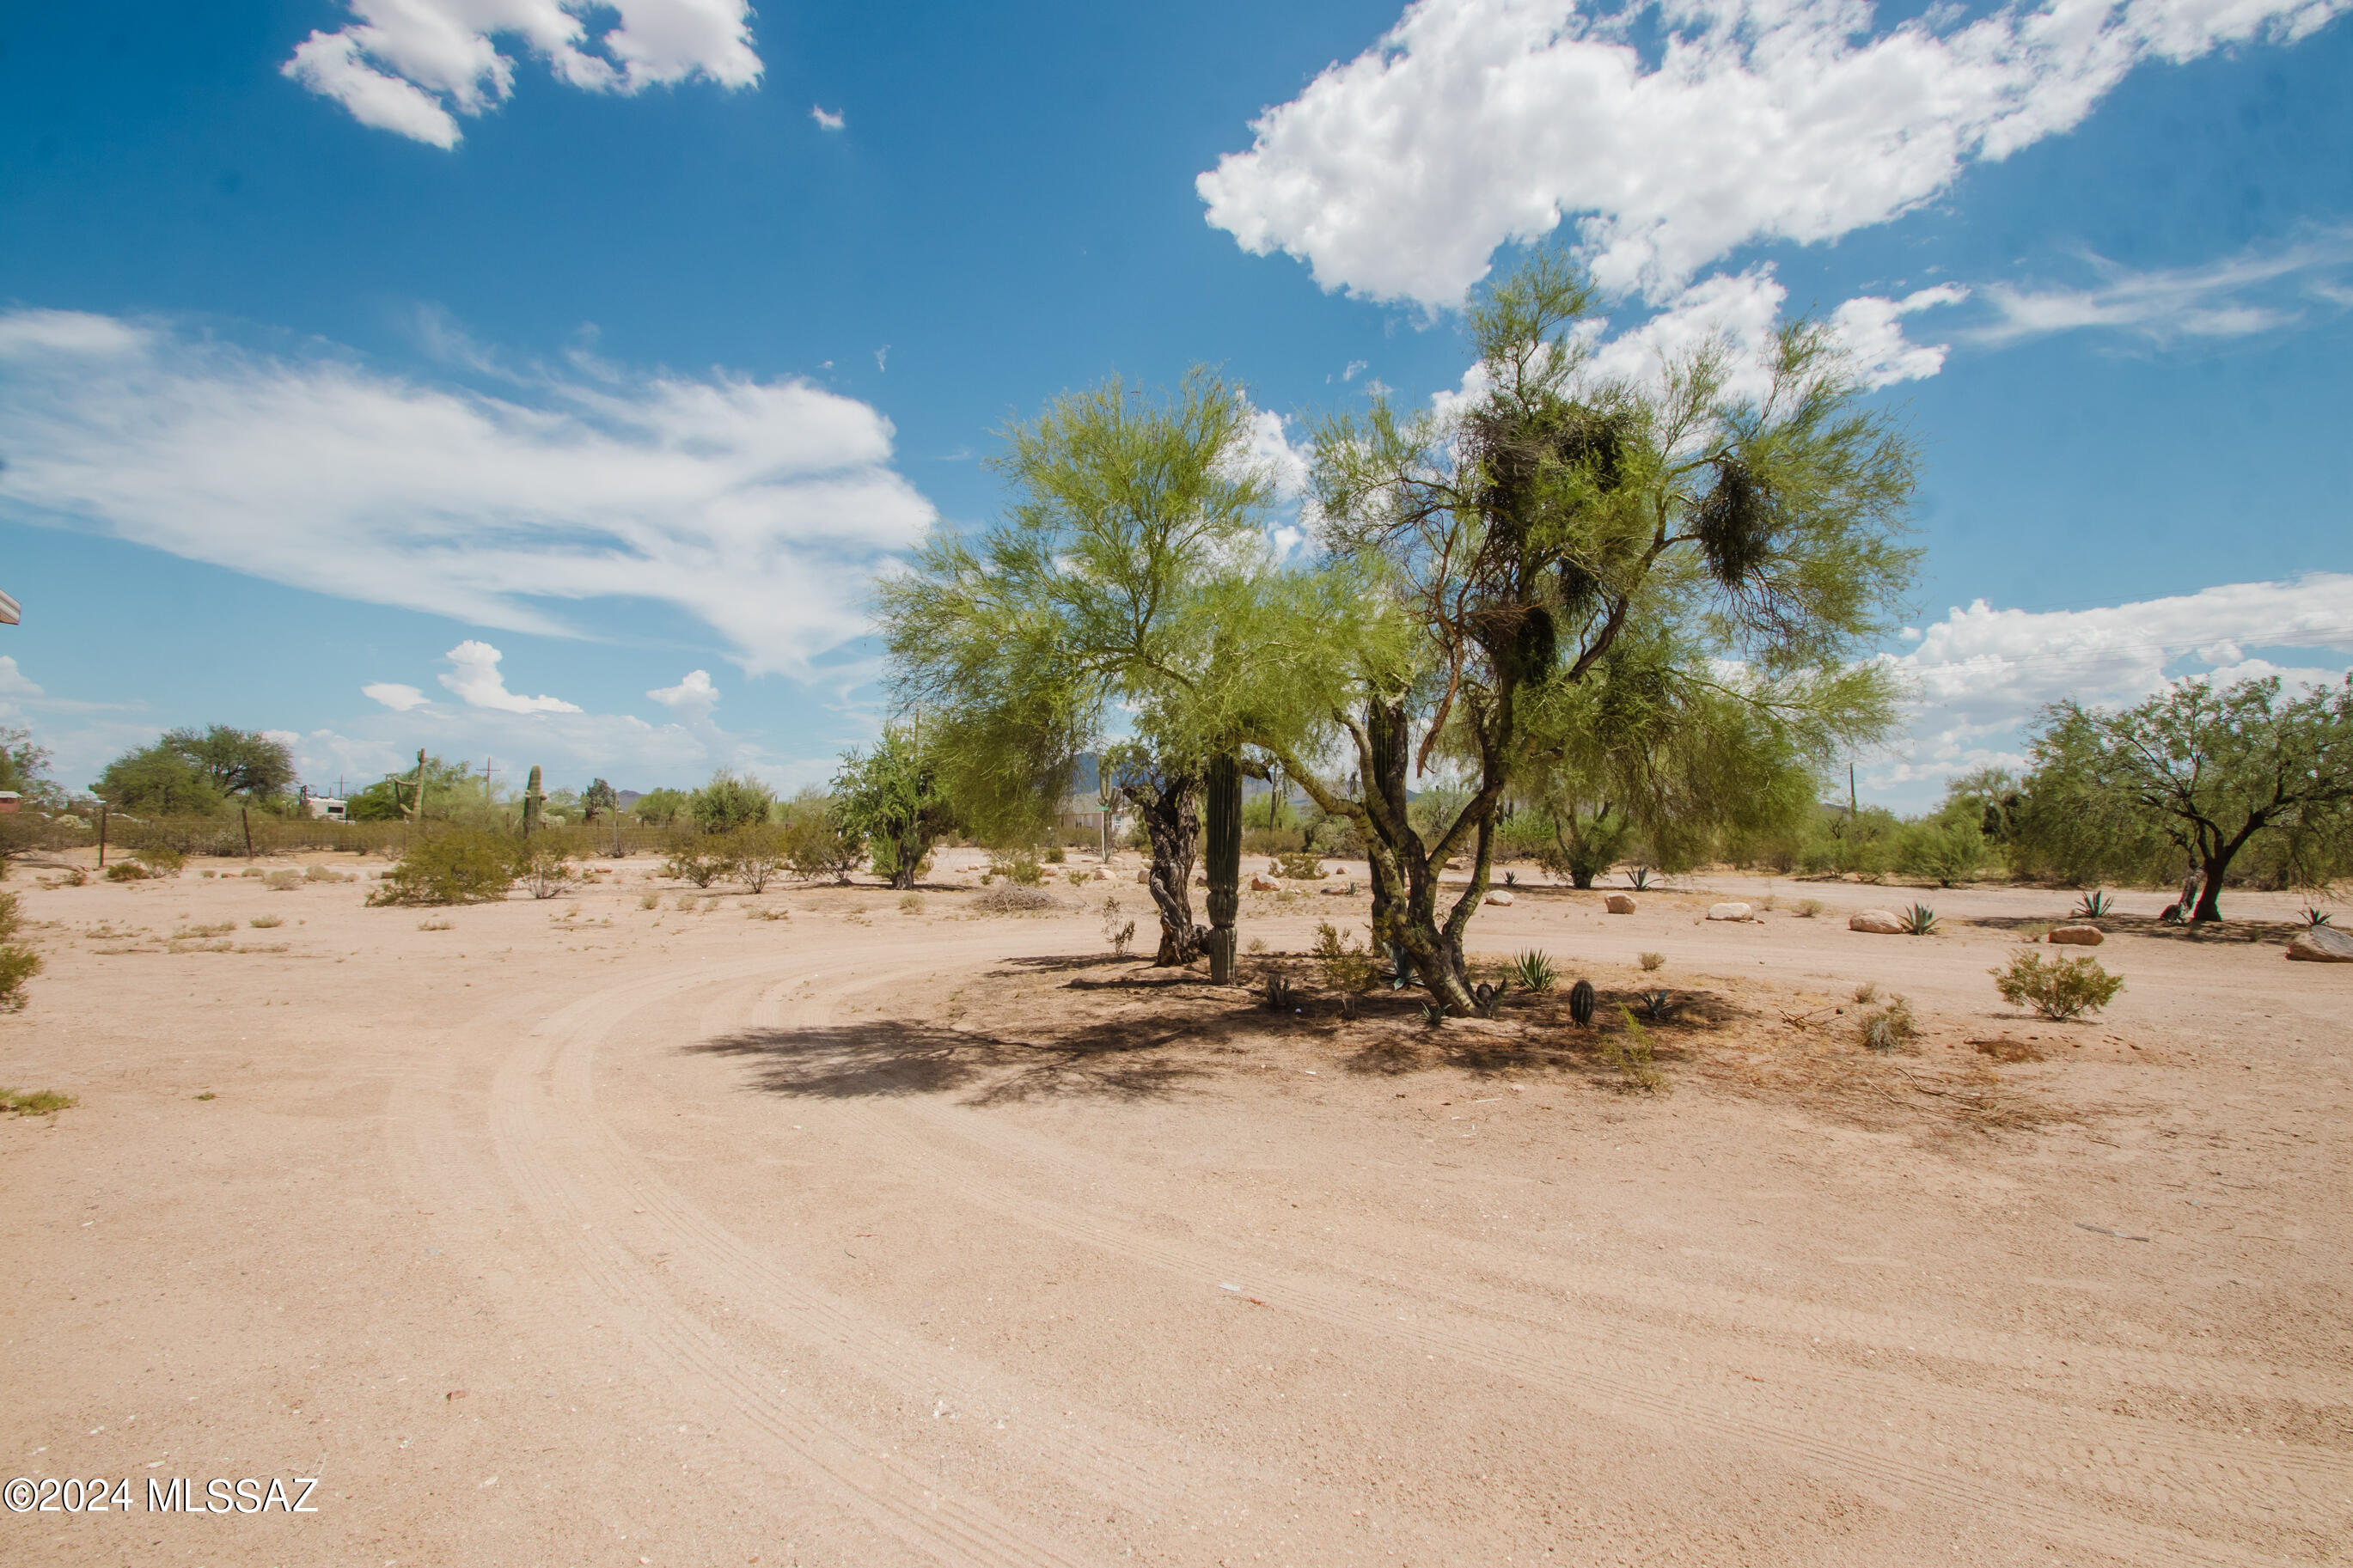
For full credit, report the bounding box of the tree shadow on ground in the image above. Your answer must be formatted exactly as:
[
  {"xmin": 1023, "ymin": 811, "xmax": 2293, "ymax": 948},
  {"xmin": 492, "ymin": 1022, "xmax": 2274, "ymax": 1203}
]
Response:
[
  {"xmin": 1966, "ymin": 912, "xmax": 2295, "ymax": 946},
  {"xmin": 685, "ymin": 1017, "xmax": 1221, "ymax": 1106}
]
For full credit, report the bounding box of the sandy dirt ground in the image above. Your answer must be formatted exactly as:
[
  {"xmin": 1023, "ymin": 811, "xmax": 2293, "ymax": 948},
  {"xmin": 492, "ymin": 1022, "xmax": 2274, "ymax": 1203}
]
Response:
[{"xmin": 2, "ymin": 847, "xmax": 2348, "ymax": 1568}]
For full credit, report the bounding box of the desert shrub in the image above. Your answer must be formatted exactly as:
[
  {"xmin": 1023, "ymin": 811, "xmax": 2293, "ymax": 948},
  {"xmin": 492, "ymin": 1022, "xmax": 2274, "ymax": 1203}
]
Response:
[
  {"xmin": 1637, "ymin": 950, "xmax": 1665, "ymax": 971},
  {"xmin": 1, "ymin": 1086, "xmax": 76, "ymax": 1116},
  {"xmin": 662, "ymin": 843, "xmax": 730, "ymax": 888},
  {"xmin": 781, "ymin": 815, "xmax": 859, "ymax": 883},
  {"xmin": 1101, "ymin": 895, "xmax": 1136, "ymax": 956},
  {"xmin": 0, "ymin": 892, "xmax": 38, "ymax": 1011},
  {"xmin": 264, "ymin": 869, "xmax": 304, "ymax": 891},
  {"xmin": 1274, "ymin": 851, "xmax": 1325, "ymax": 880},
  {"xmin": 745, "ymin": 905, "xmax": 789, "ymax": 921},
  {"xmin": 724, "ymin": 827, "xmax": 788, "ymax": 894},
  {"xmin": 1859, "ymin": 993, "xmax": 1917, "ymax": 1051},
  {"xmin": 987, "ymin": 850, "xmax": 1044, "ymax": 886},
  {"xmin": 1898, "ymin": 820, "xmax": 1987, "ymax": 888},
  {"xmin": 132, "ymin": 844, "xmax": 186, "ymax": 876},
  {"xmin": 1794, "ymin": 898, "xmax": 1824, "ymax": 918},
  {"xmin": 517, "ymin": 839, "xmax": 577, "ymax": 900},
  {"xmin": 898, "ymin": 892, "xmax": 925, "ymax": 913},
  {"xmin": 303, "ymin": 863, "xmax": 353, "ymax": 883},
  {"xmin": 1507, "ymin": 949, "xmax": 1557, "ymax": 992},
  {"xmin": 103, "ymin": 862, "xmax": 149, "ymax": 882},
  {"xmin": 369, "ymin": 832, "xmax": 518, "ymax": 906},
  {"xmin": 972, "ymin": 885, "xmax": 1060, "ymax": 914},
  {"xmin": 1042, "ymin": 845, "xmax": 1066, "ymax": 864},
  {"xmin": 1604, "ymin": 1008, "xmax": 1666, "ymax": 1092},
  {"xmin": 417, "ymin": 918, "xmax": 454, "ymax": 931},
  {"xmin": 1311, "ymin": 920, "xmax": 1378, "ymax": 991},
  {"xmin": 60, "ymin": 868, "xmax": 88, "ymax": 888},
  {"xmin": 1854, "ymin": 980, "xmax": 1879, "ymax": 1004},
  {"xmin": 1993, "ymin": 952, "xmax": 2124, "ymax": 1021},
  {"xmin": 248, "ymin": 915, "xmax": 283, "ymax": 929}
]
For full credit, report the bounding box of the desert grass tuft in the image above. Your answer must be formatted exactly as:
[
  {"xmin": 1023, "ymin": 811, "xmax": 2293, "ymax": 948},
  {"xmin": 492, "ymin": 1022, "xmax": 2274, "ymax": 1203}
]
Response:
[
  {"xmin": 1637, "ymin": 950, "xmax": 1665, "ymax": 972},
  {"xmin": 1, "ymin": 1087, "xmax": 77, "ymax": 1117},
  {"xmin": 1604, "ymin": 1009, "xmax": 1666, "ymax": 1093}
]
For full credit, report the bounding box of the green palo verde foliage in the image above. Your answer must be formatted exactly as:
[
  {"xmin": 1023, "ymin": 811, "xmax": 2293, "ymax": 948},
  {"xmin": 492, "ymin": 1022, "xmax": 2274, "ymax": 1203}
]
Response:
[
  {"xmin": 0, "ymin": 889, "xmax": 40, "ymax": 1011},
  {"xmin": 689, "ymin": 771, "xmax": 775, "ymax": 834},
  {"xmin": 368, "ymin": 831, "xmax": 520, "ymax": 906},
  {"xmin": 1236, "ymin": 247, "xmax": 1915, "ymax": 1016},
  {"xmin": 1993, "ymin": 951, "xmax": 2124, "ymax": 1022},
  {"xmin": 877, "ymin": 371, "xmax": 1279, "ymax": 956},
  {"xmin": 2010, "ymin": 675, "xmax": 2353, "ymax": 916},
  {"xmin": 832, "ymin": 728, "xmax": 955, "ymax": 890}
]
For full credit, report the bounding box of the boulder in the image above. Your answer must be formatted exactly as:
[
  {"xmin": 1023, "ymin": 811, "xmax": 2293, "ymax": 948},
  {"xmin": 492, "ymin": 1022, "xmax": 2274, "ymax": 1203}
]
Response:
[
  {"xmin": 1485, "ymin": 890, "xmax": 1515, "ymax": 906},
  {"xmin": 1249, "ymin": 875, "xmax": 1280, "ymax": 892},
  {"xmin": 2047, "ymin": 924, "xmax": 2104, "ymax": 946},
  {"xmin": 1136, "ymin": 868, "xmax": 1150, "ymax": 884},
  {"xmin": 1849, "ymin": 908, "xmax": 1906, "ymax": 934},
  {"xmin": 1707, "ymin": 901, "xmax": 1753, "ymax": 922},
  {"xmin": 1321, "ymin": 882, "xmax": 1355, "ymax": 897},
  {"xmin": 2286, "ymin": 925, "xmax": 2353, "ymax": 962},
  {"xmin": 1604, "ymin": 894, "xmax": 1636, "ymax": 914}
]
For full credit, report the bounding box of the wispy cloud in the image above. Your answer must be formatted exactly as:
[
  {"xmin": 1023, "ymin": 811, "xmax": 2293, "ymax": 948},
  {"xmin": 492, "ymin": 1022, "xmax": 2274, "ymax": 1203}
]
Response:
[
  {"xmin": 361, "ymin": 682, "xmax": 429, "ymax": 712},
  {"xmin": 1975, "ymin": 229, "xmax": 2353, "ymax": 345},
  {"xmin": 283, "ymin": 0, "xmax": 762, "ymax": 148},
  {"xmin": 0, "ymin": 308, "xmax": 937, "ymax": 680},
  {"xmin": 810, "ymin": 104, "xmax": 845, "ymax": 131}
]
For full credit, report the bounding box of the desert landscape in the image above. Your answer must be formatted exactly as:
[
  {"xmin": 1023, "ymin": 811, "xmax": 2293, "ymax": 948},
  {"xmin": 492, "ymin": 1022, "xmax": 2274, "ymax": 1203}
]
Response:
[{"xmin": 3, "ymin": 847, "xmax": 2345, "ymax": 1567}]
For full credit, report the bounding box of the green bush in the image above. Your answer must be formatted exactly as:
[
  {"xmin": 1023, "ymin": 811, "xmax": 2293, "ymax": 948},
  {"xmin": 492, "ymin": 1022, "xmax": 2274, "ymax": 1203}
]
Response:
[
  {"xmin": 1311, "ymin": 920, "xmax": 1377, "ymax": 991},
  {"xmin": 1042, "ymin": 845, "xmax": 1066, "ymax": 864},
  {"xmin": 132, "ymin": 844, "xmax": 186, "ymax": 876},
  {"xmin": 0, "ymin": 891, "xmax": 38, "ymax": 1011},
  {"xmin": 724, "ymin": 827, "xmax": 788, "ymax": 893},
  {"xmin": 103, "ymin": 861, "xmax": 148, "ymax": 882},
  {"xmin": 369, "ymin": 831, "xmax": 519, "ymax": 906},
  {"xmin": 1274, "ymin": 851, "xmax": 1325, "ymax": 880},
  {"xmin": 1992, "ymin": 952, "xmax": 2124, "ymax": 1022},
  {"xmin": 987, "ymin": 849, "xmax": 1044, "ymax": 886},
  {"xmin": 662, "ymin": 843, "xmax": 730, "ymax": 888},
  {"xmin": 516, "ymin": 839, "xmax": 577, "ymax": 900}
]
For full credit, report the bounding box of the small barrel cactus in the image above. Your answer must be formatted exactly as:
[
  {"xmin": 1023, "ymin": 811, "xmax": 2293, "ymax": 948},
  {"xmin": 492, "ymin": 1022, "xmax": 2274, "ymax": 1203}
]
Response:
[{"xmin": 1568, "ymin": 979, "xmax": 1596, "ymax": 1026}]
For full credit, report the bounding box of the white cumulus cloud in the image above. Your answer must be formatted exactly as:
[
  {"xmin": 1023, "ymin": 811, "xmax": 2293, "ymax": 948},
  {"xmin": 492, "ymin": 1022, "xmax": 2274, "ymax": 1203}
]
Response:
[
  {"xmin": 1199, "ymin": 0, "xmax": 2352, "ymax": 309},
  {"xmin": 283, "ymin": 0, "xmax": 761, "ymax": 147},
  {"xmin": 438, "ymin": 640, "xmax": 582, "ymax": 713},
  {"xmin": 362, "ymin": 682, "xmax": 431, "ymax": 712},
  {"xmin": 811, "ymin": 104, "xmax": 845, "ymax": 131},
  {"xmin": 1874, "ymin": 572, "xmax": 2353, "ymax": 798},
  {"xmin": 0, "ymin": 308, "xmax": 938, "ymax": 679}
]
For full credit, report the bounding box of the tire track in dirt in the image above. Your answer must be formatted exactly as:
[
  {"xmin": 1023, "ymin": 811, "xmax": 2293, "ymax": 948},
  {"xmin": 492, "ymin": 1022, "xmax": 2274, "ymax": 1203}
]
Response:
[
  {"xmin": 487, "ymin": 948, "xmax": 1102, "ymax": 1568},
  {"xmin": 779, "ymin": 955, "xmax": 2337, "ymax": 1568}
]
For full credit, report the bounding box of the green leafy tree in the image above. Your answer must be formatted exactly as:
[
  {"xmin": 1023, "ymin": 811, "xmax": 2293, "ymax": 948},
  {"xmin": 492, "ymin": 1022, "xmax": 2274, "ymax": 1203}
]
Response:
[
  {"xmin": 631, "ymin": 787, "xmax": 690, "ymax": 827},
  {"xmin": 832, "ymin": 729, "xmax": 955, "ymax": 890},
  {"xmin": 2014, "ymin": 675, "xmax": 2353, "ymax": 920},
  {"xmin": 581, "ymin": 778, "xmax": 619, "ymax": 824},
  {"xmin": 877, "ymin": 370, "xmax": 1279, "ymax": 962},
  {"xmin": 0, "ymin": 727, "xmax": 61, "ymax": 810},
  {"xmin": 778, "ymin": 789, "xmax": 864, "ymax": 884},
  {"xmin": 1242, "ymin": 250, "xmax": 1914, "ymax": 1012},
  {"xmin": 689, "ymin": 771, "xmax": 774, "ymax": 833},
  {"xmin": 169, "ymin": 726, "xmax": 297, "ymax": 800},
  {"xmin": 95, "ymin": 744, "xmax": 225, "ymax": 815}
]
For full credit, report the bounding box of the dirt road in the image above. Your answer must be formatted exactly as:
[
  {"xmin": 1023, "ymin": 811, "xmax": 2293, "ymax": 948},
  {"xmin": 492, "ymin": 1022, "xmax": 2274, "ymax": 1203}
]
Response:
[{"xmin": 3, "ymin": 857, "xmax": 2347, "ymax": 1565}]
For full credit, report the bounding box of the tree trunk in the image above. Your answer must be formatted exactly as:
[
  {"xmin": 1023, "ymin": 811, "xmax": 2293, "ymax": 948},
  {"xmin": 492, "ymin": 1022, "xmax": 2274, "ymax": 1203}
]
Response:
[
  {"xmin": 1139, "ymin": 771, "xmax": 1206, "ymax": 966},
  {"xmin": 1204, "ymin": 751, "xmax": 1242, "ymax": 984}
]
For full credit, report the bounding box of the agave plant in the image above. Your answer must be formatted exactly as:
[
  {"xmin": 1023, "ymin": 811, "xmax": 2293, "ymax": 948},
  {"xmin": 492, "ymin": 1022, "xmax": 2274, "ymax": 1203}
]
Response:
[
  {"xmin": 1568, "ymin": 978, "xmax": 1596, "ymax": 1027},
  {"xmin": 1473, "ymin": 980, "xmax": 1500, "ymax": 1016},
  {"xmin": 1509, "ymin": 949, "xmax": 1558, "ymax": 992},
  {"xmin": 1899, "ymin": 902, "xmax": 1940, "ymax": 937},
  {"xmin": 2301, "ymin": 906, "xmax": 2336, "ymax": 928},
  {"xmin": 1503, "ymin": 869, "xmax": 1519, "ymax": 888},
  {"xmin": 1420, "ymin": 1000, "xmax": 1446, "ymax": 1028},
  {"xmin": 1637, "ymin": 988, "xmax": 1673, "ymax": 1021},
  {"xmin": 1627, "ymin": 866, "xmax": 1656, "ymax": 892},
  {"xmin": 2073, "ymin": 890, "xmax": 2113, "ymax": 918},
  {"xmin": 1264, "ymin": 973, "xmax": 1295, "ymax": 1011}
]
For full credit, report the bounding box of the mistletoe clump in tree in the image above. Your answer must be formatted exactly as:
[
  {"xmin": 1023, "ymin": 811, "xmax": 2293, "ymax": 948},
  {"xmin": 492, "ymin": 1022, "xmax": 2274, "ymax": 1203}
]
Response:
[{"xmin": 1237, "ymin": 249, "xmax": 1916, "ymax": 1015}]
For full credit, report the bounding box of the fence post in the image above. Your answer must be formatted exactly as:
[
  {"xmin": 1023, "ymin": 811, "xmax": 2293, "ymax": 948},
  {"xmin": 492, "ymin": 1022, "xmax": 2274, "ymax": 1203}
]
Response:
[{"xmin": 98, "ymin": 804, "xmax": 107, "ymax": 868}]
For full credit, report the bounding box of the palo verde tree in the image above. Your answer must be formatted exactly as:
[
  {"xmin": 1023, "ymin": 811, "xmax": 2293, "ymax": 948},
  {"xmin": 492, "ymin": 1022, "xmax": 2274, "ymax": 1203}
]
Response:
[
  {"xmin": 876, "ymin": 370, "xmax": 1281, "ymax": 965},
  {"xmin": 831, "ymin": 726, "xmax": 956, "ymax": 890},
  {"xmin": 2014, "ymin": 674, "xmax": 2353, "ymax": 919},
  {"xmin": 1238, "ymin": 248, "xmax": 1916, "ymax": 1014},
  {"xmin": 95, "ymin": 725, "xmax": 298, "ymax": 815}
]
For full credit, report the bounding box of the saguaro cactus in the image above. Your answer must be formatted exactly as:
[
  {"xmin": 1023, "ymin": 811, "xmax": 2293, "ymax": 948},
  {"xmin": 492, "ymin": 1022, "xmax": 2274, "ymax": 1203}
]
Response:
[
  {"xmin": 522, "ymin": 764, "xmax": 545, "ymax": 834},
  {"xmin": 1204, "ymin": 750, "xmax": 1241, "ymax": 984}
]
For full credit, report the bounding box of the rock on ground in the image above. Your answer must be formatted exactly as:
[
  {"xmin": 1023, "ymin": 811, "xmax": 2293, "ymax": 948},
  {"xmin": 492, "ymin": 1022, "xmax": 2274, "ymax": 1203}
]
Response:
[
  {"xmin": 1604, "ymin": 894, "xmax": 1636, "ymax": 914},
  {"xmin": 2048, "ymin": 924, "xmax": 2105, "ymax": 945},
  {"xmin": 1850, "ymin": 908, "xmax": 1906, "ymax": 934},
  {"xmin": 1708, "ymin": 902, "xmax": 1753, "ymax": 922},
  {"xmin": 1486, "ymin": 890, "xmax": 1515, "ymax": 906},
  {"xmin": 2287, "ymin": 925, "xmax": 2353, "ymax": 962}
]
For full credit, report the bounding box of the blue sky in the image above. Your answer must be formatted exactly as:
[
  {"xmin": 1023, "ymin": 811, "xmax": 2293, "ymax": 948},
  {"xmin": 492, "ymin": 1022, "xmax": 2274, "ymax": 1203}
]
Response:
[{"xmin": 2, "ymin": 0, "xmax": 2349, "ymax": 807}]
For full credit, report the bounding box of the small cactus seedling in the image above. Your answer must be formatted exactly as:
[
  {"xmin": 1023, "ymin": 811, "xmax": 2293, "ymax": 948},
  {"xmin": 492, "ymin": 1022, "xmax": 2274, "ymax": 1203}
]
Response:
[{"xmin": 1568, "ymin": 979, "xmax": 1596, "ymax": 1027}]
